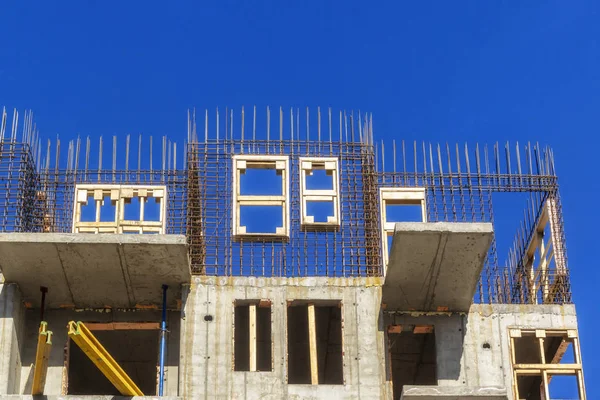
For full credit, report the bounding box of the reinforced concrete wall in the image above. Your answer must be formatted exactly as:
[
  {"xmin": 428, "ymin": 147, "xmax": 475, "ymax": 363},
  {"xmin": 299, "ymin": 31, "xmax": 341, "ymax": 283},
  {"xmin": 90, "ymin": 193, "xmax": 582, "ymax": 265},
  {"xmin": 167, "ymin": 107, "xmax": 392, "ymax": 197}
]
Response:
[
  {"xmin": 180, "ymin": 278, "xmax": 580, "ymax": 400},
  {"xmin": 0, "ymin": 284, "xmax": 25, "ymax": 395},
  {"xmin": 0, "ymin": 281, "xmax": 582, "ymax": 399},
  {"xmin": 179, "ymin": 276, "xmax": 389, "ymax": 399},
  {"xmin": 384, "ymin": 304, "xmax": 579, "ymax": 399}
]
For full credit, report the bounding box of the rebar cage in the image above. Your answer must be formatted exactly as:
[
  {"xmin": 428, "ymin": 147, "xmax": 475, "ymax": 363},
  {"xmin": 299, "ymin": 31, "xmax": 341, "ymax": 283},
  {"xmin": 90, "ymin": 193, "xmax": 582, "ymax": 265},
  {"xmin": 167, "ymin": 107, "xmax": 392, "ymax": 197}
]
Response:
[{"xmin": 0, "ymin": 107, "xmax": 571, "ymax": 304}]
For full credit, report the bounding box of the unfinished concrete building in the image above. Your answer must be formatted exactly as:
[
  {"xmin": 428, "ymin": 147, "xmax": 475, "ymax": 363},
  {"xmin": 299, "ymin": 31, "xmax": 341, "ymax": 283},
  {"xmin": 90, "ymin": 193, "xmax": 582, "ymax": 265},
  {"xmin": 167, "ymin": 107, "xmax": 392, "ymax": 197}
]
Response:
[{"xmin": 0, "ymin": 107, "xmax": 586, "ymax": 399}]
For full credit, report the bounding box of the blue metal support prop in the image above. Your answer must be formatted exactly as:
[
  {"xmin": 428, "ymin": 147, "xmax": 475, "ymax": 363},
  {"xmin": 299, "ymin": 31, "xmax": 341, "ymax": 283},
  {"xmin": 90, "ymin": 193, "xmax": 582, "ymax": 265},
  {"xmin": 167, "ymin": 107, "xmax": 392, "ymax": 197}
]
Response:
[{"xmin": 159, "ymin": 284, "xmax": 168, "ymax": 396}]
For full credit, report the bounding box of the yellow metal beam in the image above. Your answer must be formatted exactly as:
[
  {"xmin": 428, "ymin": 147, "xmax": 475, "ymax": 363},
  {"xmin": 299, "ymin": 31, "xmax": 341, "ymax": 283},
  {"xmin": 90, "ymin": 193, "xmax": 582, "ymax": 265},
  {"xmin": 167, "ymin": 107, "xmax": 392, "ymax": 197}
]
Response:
[
  {"xmin": 32, "ymin": 321, "xmax": 52, "ymax": 395},
  {"xmin": 67, "ymin": 321, "xmax": 144, "ymax": 396}
]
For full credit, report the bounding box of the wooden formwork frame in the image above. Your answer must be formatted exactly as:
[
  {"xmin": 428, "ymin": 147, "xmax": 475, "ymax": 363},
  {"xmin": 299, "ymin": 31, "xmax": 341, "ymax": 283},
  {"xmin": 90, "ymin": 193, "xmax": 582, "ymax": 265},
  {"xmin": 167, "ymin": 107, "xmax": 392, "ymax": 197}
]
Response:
[
  {"xmin": 32, "ymin": 321, "xmax": 53, "ymax": 395},
  {"xmin": 510, "ymin": 328, "xmax": 586, "ymax": 400},
  {"xmin": 232, "ymin": 155, "xmax": 290, "ymax": 237},
  {"xmin": 299, "ymin": 157, "xmax": 340, "ymax": 228},
  {"xmin": 72, "ymin": 184, "xmax": 167, "ymax": 234},
  {"xmin": 379, "ymin": 187, "xmax": 427, "ymax": 271}
]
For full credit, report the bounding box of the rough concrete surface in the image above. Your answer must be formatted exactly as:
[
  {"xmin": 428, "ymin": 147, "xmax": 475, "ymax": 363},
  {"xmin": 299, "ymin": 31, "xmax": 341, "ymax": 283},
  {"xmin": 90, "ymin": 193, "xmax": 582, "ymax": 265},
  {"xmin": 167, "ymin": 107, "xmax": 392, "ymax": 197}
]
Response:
[
  {"xmin": 0, "ymin": 397, "xmax": 181, "ymax": 400},
  {"xmin": 0, "ymin": 233, "xmax": 190, "ymax": 308},
  {"xmin": 384, "ymin": 222, "xmax": 493, "ymax": 311},
  {"xmin": 0, "ymin": 279, "xmax": 583, "ymax": 399},
  {"xmin": 401, "ymin": 385, "xmax": 508, "ymax": 399},
  {"xmin": 179, "ymin": 276, "xmax": 389, "ymax": 399}
]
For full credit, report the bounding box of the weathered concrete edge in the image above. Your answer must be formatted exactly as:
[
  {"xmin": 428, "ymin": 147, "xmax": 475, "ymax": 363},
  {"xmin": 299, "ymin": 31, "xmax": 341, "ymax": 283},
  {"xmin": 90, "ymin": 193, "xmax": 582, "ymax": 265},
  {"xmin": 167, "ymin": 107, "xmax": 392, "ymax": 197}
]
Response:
[
  {"xmin": 191, "ymin": 275, "xmax": 384, "ymax": 288},
  {"xmin": 394, "ymin": 221, "xmax": 494, "ymax": 234},
  {"xmin": 0, "ymin": 232, "xmax": 187, "ymax": 245},
  {"xmin": 470, "ymin": 303, "xmax": 577, "ymax": 317},
  {"xmin": 401, "ymin": 385, "xmax": 508, "ymax": 398}
]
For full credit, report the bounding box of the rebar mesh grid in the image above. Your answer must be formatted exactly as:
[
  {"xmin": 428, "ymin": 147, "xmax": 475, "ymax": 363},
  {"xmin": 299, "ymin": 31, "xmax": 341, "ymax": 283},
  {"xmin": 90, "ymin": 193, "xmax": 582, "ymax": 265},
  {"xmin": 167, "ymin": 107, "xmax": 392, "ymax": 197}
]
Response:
[{"xmin": 0, "ymin": 106, "xmax": 573, "ymax": 305}]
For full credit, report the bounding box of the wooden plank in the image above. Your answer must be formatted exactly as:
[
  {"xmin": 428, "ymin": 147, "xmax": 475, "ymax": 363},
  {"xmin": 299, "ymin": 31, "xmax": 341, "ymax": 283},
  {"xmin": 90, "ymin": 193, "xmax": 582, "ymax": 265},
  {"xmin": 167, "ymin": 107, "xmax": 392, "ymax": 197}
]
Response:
[
  {"xmin": 413, "ymin": 325, "xmax": 434, "ymax": 334},
  {"xmin": 249, "ymin": 304, "xmax": 257, "ymax": 372},
  {"xmin": 68, "ymin": 321, "xmax": 143, "ymax": 396},
  {"xmin": 577, "ymin": 370, "xmax": 587, "ymax": 400},
  {"xmin": 308, "ymin": 303, "xmax": 319, "ymax": 385},
  {"xmin": 541, "ymin": 370, "xmax": 549, "ymax": 400},
  {"xmin": 85, "ymin": 322, "xmax": 160, "ymax": 331},
  {"xmin": 513, "ymin": 363, "xmax": 582, "ymax": 370},
  {"xmin": 32, "ymin": 322, "xmax": 53, "ymax": 395}
]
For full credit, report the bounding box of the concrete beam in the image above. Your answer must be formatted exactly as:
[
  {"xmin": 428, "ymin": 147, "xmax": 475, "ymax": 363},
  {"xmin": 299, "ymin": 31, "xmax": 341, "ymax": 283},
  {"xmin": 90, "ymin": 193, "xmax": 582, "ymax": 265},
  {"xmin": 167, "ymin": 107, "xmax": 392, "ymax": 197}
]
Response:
[
  {"xmin": 0, "ymin": 233, "xmax": 190, "ymax": 309},
  {"xmin": 384, "ymin": 222, "xmax": 493, "ymax": 312},
  {"xmin": 401, "ymin": 385, "xmax": 508, "ymax": 399}
]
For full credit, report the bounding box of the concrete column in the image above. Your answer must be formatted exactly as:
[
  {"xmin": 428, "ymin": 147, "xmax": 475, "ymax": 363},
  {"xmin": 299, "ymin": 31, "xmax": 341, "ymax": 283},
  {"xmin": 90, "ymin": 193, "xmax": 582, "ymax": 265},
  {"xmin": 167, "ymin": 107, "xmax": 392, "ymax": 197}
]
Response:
[{"xmin": 0, "ymin": 283, "xmax": 24, "ymax": 394}]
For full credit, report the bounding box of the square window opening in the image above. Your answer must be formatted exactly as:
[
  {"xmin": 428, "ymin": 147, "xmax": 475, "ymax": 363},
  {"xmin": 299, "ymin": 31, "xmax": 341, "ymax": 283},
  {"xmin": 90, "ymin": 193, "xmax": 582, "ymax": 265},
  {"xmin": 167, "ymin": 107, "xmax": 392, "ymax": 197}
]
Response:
[
  {"xmin": 67, "ymin": 328, "xmax": 159, "ymax": 395},
  {"xmin": 558, "ymin": 340, "xmax": 575, "ymax": 364},
  {"xmin": 287, "ymin": 303, "xmax": 343, "ymax": 385},
  {"xmin": 305, "ymin": 169, "xmax": 334, "ymax": 191},
  {"xmin": 99, "ymin": 196, "xmax": 116, "ymax": 222},
  {"xmin": 542, "ymin": 335, "xmax": 575, "ymax": 364},
  {"xmin": 123, "ymin": 196, "xmax": 141, "ymax": 220},
  {"xmin": 80, "ymin": 196, "xmax": 96, "ymax": 222},
  {"xmin": 144, "ymin": 197, "xmax": 162, "ymax": 222},
  {"xmin": 388, "ymin": 327, "xmax": 436, "ymax": 400},
  {"xmin": 240, "ymin": 205, "xmax": 283, "ymax": 234},
  {"xmin": 234, "ymin": 302, "xmax": 272, "ymax": 372},
  {"xmin": 306, "ymin": 201, "xmax": 335, "ymax": 223},
  {"xmin": 240, "ymin": 168, "xmax": 283, "ymax": 196},
  {"xmin": 514, "ymin": 335, "xmax": 543, "ymax": 364},
  {"xmin": 548, "ymin": 374, "xmax": 580, "ymax": 400},
  {"xmin": 385, "ymin": 202, "xmax": 424, "ymax": 223}
]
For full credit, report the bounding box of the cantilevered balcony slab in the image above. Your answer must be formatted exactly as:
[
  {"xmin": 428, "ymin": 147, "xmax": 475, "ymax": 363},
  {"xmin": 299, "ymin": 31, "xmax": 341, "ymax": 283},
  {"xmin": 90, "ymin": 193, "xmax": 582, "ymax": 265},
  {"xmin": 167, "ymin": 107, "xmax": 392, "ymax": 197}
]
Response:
[
  {"xmin": 401, "ymin": 385, "xmax": 508, "ymax": 399},
  {"xmin": 0, "ymin": 233, "xmax": 189, "ymax": 309},
  {"xmin": 383, "ymin": 222, "xmax": 493, "ymax": 312}
]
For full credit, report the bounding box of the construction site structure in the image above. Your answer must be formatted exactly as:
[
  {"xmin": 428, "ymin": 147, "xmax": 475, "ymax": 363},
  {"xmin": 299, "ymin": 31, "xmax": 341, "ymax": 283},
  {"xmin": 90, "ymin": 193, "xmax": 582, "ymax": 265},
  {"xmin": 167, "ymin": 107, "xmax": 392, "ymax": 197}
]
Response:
[{"xmin": 0, "ymin": 106, "xmax": 585, "ymax": 399}]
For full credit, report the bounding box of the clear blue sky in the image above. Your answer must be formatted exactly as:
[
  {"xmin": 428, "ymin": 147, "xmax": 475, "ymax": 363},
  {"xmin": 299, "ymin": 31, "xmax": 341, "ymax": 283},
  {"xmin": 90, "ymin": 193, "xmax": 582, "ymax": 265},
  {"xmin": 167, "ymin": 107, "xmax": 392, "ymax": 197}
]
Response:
[{"xmin": 1, "ymin": 1, "xmax": 598, "ymax": 397}]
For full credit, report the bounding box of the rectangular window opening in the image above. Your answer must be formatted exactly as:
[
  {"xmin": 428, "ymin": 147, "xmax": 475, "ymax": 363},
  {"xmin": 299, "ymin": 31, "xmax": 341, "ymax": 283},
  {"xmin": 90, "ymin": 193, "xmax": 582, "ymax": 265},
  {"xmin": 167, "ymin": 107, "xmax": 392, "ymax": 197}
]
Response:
[
  {"xmin": 543, "ymin": 335, "xmax": 575, "ymax": 364},
  {"xmin": 144, "ymin": 197, "xmax": 162, "ymax": 222},
  {"xmin": 80, "ymin": 196, "xmax": 96, "ymax": 222},
  {"xmin": 67, "ymin": 327, "xmax": 159, "ymax": 395},
  {"xmin": 287, "ymin": 303, "xmax": 343, "ymax": 385},
  {"xmin": 123, "ymin": 196, "xmax": 141, "ymax": 221},
  {"xmin": 99, "ymin": 195, "xmax": 116, "ymax": 222},
  {"xmin": 514, "ymin": 334, "xmax": 543, "ymax": 364},
  {"xmin": 388, "ymin": 326, "xmax": 437, "ymax": 399},
  {"xmin": 234, "ymin": 302, "xmax": 272, "ymax": 372},
  {"xmin": 385, "ymin": 202, "xmax": 424, "ymax": 223},
  {"xmin": 240, "ymin": 205, "xmax": 283, "ymax": 234},
  {"xmin": 548, "ymin": 374, "xmax": 580, "ymax": 400},
  {"xmin": 305, "ymin": 169, "xmax": 334, "ymax": 191},
  {"xmin": 306, "ymin": 201, "xmax": 335, "ymax": 223},
  {"xmin": 240, "ymin": 168, "xmax": 283, "ymax": 196}
]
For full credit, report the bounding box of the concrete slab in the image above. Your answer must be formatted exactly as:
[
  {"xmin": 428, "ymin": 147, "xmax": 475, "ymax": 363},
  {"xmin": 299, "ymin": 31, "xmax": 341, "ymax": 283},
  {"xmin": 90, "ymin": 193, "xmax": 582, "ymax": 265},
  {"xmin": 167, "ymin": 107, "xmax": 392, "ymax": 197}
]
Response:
[
  {"xmin": 401, "ymin": 385, "xmax": 508, "ymax": 399},
  {"xmin": 0, "ymin": 233, "xmax": 189, "ymax": 309},
  {"xmin": 384, "ymin": 222, "xmax": 493, "ymax": 312}
]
